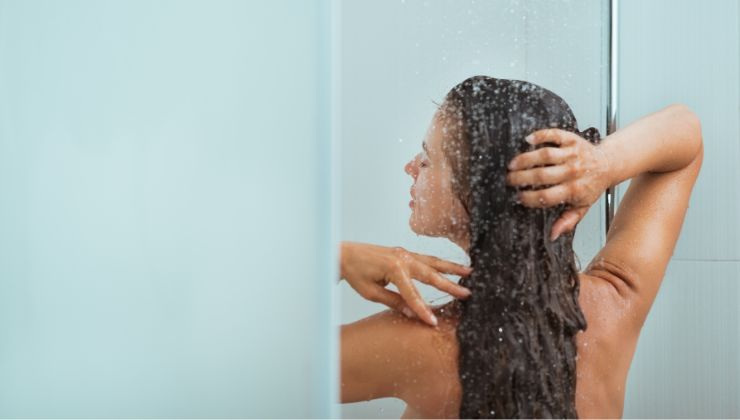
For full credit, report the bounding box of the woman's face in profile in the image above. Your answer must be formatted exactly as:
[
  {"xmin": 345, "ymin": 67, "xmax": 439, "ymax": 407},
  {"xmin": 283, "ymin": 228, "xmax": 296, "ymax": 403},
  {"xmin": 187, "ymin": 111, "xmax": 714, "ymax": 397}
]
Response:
[{"xmin": 404, "ymin": 110, "xmax": 469, "ymax": 245}]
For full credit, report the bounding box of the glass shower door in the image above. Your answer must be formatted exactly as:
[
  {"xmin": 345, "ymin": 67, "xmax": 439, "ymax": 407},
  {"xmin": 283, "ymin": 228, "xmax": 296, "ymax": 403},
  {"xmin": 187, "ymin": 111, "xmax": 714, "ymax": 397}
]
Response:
[{"xmin": 337, "ymin": 0, "xmax": 608, "ymax": 417}]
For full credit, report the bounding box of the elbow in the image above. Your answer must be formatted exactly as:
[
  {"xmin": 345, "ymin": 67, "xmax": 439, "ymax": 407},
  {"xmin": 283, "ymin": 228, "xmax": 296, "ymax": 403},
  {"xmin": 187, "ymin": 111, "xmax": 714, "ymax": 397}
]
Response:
[
  {"xmin": 670, "ymin": 103, "xmax": 703, "ymax": 155},
  {"xmin": 684, "ymin": 105, "xmax": 703, "ymax": 156}
]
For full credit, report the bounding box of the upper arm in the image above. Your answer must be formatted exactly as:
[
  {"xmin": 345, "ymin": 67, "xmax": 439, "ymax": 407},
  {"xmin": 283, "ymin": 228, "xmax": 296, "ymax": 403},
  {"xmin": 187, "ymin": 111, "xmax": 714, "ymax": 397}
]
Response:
[{"xmin": 585, "ymin": 141, "xmax": 703, "ymax": 326}]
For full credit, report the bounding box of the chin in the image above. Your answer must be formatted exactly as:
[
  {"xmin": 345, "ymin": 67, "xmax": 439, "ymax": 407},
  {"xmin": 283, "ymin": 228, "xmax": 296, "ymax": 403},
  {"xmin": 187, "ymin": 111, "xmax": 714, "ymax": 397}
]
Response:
[
  {"xmin": 409, "ymin": 217, "xmax": 439, "ymax": 238},
  {"xmin": 409, "ymin": 216, "xmax": 420, "ymax": 234},
  {"xmin": 409, "ymin": 214, "xmax": 426, "ymax": 235}
]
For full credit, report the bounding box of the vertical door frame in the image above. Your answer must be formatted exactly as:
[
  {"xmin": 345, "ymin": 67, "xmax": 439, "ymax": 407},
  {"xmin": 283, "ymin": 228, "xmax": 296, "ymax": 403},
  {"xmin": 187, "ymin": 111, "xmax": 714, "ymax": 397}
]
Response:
[{"xmin": 605, "ymin": 0, "xmax": 619, "ymax": 234}]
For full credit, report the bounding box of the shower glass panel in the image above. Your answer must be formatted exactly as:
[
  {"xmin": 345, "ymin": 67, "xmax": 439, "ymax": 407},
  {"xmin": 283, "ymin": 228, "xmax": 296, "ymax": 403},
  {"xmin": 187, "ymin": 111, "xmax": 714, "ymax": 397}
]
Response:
[
  {"xmin": 620, "ymin": 0, "xmax": 740, "ymax": 417},
  {"xmin": 338, "ymin": 0, "xmax": 607, "ymax": 417},
  {"xmin": 0, "ymin": 0, "xmax": 335, "ymax": 417}
]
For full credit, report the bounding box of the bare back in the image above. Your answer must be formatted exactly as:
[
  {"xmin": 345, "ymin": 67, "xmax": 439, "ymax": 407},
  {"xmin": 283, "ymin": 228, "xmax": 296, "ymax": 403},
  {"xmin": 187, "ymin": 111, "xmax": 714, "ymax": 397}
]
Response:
[
  {"xmin": 343, "ymin": 271, "xmax": 640, "ymax": 418},
  {"xmin": 341, "ymin": 117, "xmax": 703, "ymax": 417}
]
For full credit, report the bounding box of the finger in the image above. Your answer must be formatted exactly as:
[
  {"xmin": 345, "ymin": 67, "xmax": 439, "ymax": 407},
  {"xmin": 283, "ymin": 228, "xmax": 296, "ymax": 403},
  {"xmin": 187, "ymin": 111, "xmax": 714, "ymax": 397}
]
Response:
[
  {"xmin": 508, "ymin": 146, "xmax": 573, "ymax": 171},
  {"xmin": 550, "ymin": 208, "xmax": 584, "ymax": 240},
  {"xmin": 410, "ymin": 252, "xmax": 473, "ymax": 276},
  {"xmin": 370, "ymin": 287, "xmax": 417, "ymax": 317},
  {"xmin": 358, "ymin": 284, "xmax": 417, "ymax": 319},
  {"xmin": 517, "ymin": 184, "xmax": 572, "ymax": 208},
  {"xmin": 393, "ymin": 269, "xmax": 437, "ymax": 326},
  {"xmin": 507, "ymin": 164, "xmax": 573, "ymax": 187},
  {"xmin": 411, "ymin": 262, "xmax": 472, "ymax": 299},
  {"xmin": 525, "ymin": 128, "xmax": 579, "ymax": 147}
]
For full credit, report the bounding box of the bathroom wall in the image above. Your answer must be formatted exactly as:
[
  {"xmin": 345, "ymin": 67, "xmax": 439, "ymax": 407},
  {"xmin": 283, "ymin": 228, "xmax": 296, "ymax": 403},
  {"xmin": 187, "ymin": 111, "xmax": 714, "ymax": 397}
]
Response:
[
  {"xmin": 0, "ymin": 0, "xmax": 336, "ymax": 417},
  {"xmin": 338, "ymin": 0, "xmax": 607, "ymax": 417},
  {"xmin": 620, "ymin": 0, "xmax": 740, "ymax": 416}
]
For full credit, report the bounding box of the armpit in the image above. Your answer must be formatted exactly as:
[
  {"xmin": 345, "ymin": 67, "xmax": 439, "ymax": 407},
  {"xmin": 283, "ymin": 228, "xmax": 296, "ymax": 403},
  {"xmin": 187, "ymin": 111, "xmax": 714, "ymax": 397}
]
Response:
[{"xmin": 583, "ymin": 256, "xmax": 640, "ymax": 300}]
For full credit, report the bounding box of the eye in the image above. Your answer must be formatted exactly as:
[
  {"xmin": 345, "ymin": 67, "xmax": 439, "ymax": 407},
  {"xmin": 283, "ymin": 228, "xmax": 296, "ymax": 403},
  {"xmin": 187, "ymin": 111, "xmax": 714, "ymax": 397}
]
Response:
[{"xmin": 419, "ymin": 151, "xmax": 430, "ymax": 167}]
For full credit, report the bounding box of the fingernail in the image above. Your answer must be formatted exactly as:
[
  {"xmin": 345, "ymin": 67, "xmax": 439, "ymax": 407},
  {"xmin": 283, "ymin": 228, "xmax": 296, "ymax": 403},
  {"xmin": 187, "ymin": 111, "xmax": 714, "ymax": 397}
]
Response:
[
  {"xmin": 551, "ymin": 233, "xmax": 560, "ymax": 241},
  {"xmin": 429, "ymin": 314, "xmax": 438, "ymax": 326},
  {"xmin": 460, "ymin": 287, "xmax": 472, "ymax": 296},
  {"xmin": 508, "ymin": 160, "xmax": 517, "ymax": 170},
  {"xmin": 525, "ymin": 134, "xmax": 534, "ymax": 144},
  {"xmin": 401, "ymin": 307, "xmax": 415, "ymax": 318}
]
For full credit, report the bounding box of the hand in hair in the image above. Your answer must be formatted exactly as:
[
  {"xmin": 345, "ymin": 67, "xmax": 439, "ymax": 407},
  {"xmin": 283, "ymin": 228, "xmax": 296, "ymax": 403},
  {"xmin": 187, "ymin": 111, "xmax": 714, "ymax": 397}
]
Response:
[
  {"xmin": 505, "ymin": 128, "xmax": 611, "ymax": 240},
  {"xmin": 339, "ymin": 241, "xmax": 472, "ymax": 326}
]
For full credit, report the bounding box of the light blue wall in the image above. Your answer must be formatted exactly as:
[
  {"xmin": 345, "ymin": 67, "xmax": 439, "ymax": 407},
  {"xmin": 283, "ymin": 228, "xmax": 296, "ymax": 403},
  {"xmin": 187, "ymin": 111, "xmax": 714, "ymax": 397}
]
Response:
[
  {"xmin": 0, "ymin": 0, "xmax": 337, "ymax": 417},
  {"xmin": 620, "ymin": 0, "xmax": 740, "ymax": 417}
]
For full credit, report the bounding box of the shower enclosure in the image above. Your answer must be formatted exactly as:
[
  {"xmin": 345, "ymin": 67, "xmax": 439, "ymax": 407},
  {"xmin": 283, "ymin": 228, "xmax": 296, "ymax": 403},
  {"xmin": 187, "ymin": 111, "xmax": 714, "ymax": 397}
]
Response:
[
  {"xmin": 0, "ymin": 0, "xmax": 737, "ymax": 418},
  {"xmin": 338, "ymin": 0, "xmax": 739, "ymax": 418}
]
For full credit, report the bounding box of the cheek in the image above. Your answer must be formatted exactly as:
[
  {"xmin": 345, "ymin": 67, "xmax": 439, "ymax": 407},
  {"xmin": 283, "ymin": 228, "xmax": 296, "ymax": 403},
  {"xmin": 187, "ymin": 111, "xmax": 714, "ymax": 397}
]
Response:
[
  {"xmin": 415, "ymin": 170, "xmax": 448, "ymax": 206},
  {"xmin": 414, "ymin": 171, "xmax": 437, "ymax": 200}
]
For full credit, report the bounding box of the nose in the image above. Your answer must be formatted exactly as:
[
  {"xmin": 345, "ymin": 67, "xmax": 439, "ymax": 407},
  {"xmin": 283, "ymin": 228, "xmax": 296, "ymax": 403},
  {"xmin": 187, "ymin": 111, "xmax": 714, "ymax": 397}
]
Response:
[{"xmin": 405, "ymin": 154, "xmax": 420, "ymax": 178}]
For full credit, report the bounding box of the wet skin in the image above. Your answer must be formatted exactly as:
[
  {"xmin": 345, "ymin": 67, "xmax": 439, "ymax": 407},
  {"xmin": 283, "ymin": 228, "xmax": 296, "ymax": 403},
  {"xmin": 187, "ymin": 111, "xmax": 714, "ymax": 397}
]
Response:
[{"xmin": 340, "ymin": 103, "xmax": 703, "ymax": 418}]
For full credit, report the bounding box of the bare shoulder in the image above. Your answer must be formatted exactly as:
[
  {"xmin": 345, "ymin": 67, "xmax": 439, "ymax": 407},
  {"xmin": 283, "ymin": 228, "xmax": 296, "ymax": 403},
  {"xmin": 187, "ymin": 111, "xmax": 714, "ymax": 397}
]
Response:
[
  {"xmin": 574, "ymin": 271, "xmax": 644, "ymax": 417},
  {"xmin": 575, "ymin": 271, "xmax": 641, "ymax": 342},
  {"xmin": 398, "ymin": 301, "xmax": 462, "ymax": 418},
  {"xmin": 340, "ymin": 301, "xmax": 462, "ymax": 417}
]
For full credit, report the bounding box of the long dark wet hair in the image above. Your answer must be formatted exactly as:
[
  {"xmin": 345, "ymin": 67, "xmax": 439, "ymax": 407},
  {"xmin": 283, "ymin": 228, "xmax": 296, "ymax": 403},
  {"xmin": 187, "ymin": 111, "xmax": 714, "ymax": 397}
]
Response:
[{"xmin": 439, "ymin": 76, "xmax": 601, "ymax": 418}]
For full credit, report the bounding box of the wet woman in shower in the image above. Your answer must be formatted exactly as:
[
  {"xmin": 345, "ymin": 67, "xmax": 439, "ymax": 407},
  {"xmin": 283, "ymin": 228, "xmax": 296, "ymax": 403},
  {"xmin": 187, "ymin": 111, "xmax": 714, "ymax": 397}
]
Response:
[{"xmin": 338, "ymin": 76, "xmax": 703, "ymax": 418}]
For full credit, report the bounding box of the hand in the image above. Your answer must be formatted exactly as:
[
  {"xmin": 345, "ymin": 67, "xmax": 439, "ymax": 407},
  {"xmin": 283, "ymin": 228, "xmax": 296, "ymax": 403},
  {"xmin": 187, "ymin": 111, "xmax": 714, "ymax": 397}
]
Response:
[
  {"xmin": 340, "ymin": 241, "xmax": 472, "ymax": 326},
  {"xmin": 505, "ymin": 128, "xmax": 612, "ymax": 240}
]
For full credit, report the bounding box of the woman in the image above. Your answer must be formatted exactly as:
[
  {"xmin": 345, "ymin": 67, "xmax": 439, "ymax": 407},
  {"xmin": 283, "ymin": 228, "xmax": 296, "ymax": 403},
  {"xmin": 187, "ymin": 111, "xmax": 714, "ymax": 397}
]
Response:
[{"xmin": 339, "ymin": 76, "xmax": 703, "ymax": 418}]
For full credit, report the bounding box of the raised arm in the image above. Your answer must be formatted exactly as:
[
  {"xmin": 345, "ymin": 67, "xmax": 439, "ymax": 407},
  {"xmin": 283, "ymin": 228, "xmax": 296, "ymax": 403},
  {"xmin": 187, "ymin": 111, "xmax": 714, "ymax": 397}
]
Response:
[
  {"xmin": 506, "ymin": 103, "xmax": 703, "ymax": 328},
  {"xmin": 587, "ymin": 103, "xmax": 703, "ymax": 324}
]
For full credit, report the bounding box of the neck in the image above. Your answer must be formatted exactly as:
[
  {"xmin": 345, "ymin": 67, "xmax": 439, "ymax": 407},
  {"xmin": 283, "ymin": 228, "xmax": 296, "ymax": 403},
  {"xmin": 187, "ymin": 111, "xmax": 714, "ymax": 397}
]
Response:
[{"xmin": 449, "ymin": 230, "xmax": 471, "ymax": 256}]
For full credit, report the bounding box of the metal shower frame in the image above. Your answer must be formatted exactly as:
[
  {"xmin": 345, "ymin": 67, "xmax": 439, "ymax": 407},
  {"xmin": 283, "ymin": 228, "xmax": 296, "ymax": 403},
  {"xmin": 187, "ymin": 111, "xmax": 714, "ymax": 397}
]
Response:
[{"xmin": 605, "ymin": 0, "xmax": 619, "ymax": 234}]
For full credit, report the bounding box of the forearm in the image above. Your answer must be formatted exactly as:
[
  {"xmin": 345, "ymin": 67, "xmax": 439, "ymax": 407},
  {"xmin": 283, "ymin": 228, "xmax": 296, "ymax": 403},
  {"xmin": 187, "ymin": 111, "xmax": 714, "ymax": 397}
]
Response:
[{"xmin": 600, "ymin": 103, "xmax": 703, "ymax": 186}]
